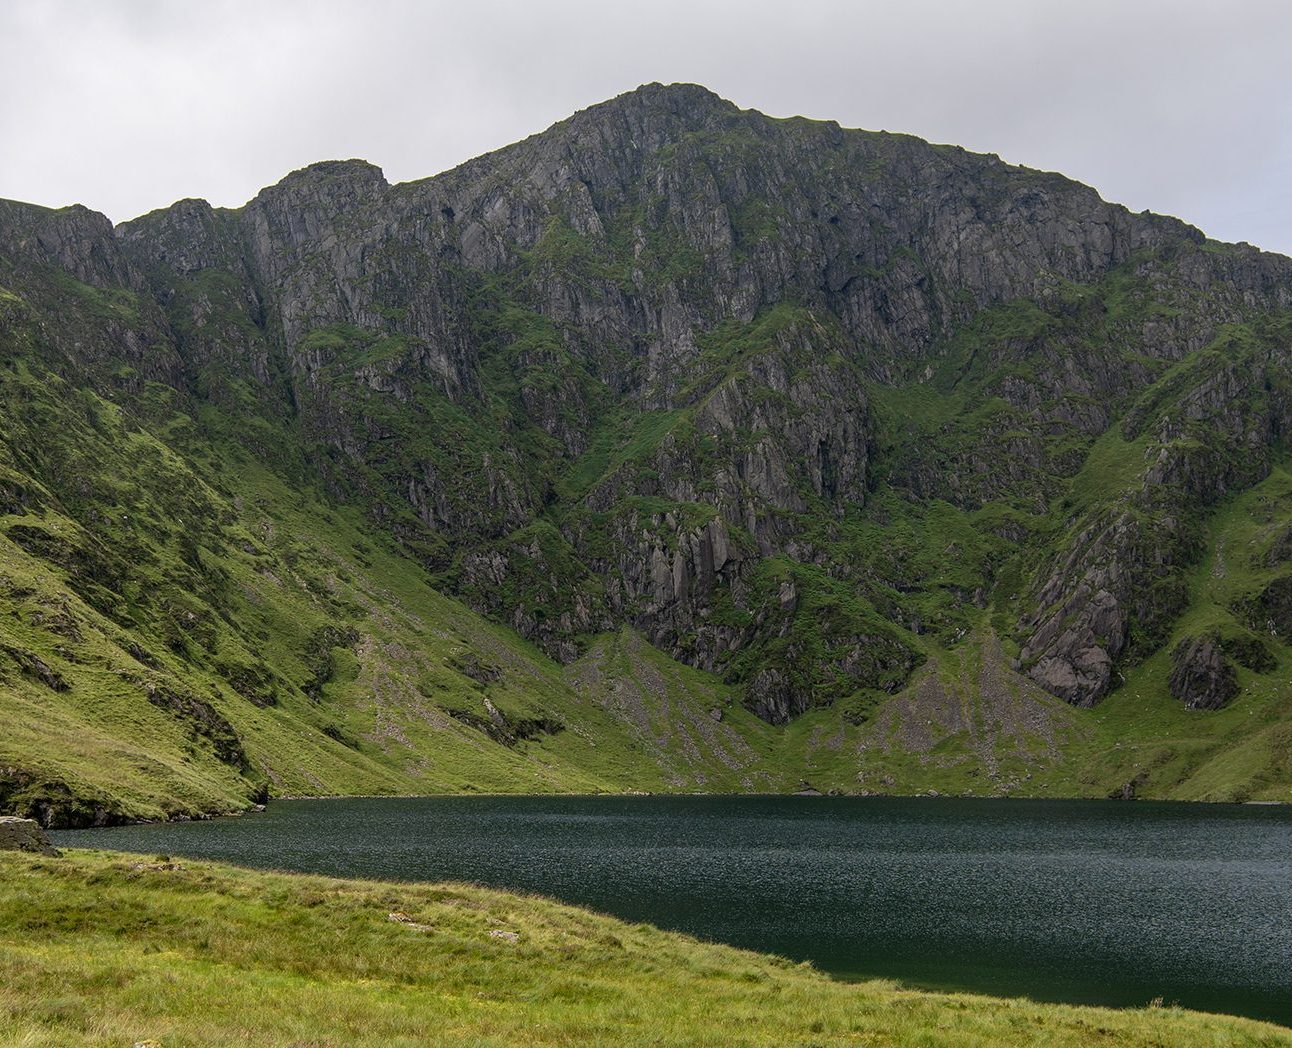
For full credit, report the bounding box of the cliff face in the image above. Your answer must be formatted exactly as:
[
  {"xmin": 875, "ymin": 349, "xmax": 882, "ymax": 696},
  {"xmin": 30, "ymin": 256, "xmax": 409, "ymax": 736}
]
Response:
[{"xmin": 8, "ymin": 81, "xmax": 1292, "ymax": 740}]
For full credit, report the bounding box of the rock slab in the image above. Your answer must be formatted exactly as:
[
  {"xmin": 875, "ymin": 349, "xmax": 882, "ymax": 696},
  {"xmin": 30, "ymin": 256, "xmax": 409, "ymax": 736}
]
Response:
[
  {"xmin": 1169, "ymin": 635, "xmax": 1239, "ymax": 711},
  {"xmin": 0, "ymin": 815, "xmax": 61, "ymax": 856}
]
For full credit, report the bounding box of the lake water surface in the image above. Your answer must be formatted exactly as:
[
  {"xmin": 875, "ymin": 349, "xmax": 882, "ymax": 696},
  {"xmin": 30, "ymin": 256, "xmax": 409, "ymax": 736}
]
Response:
[{"xmin": 53, "ymin": 795, "xmax": 1292, "ymax": 1027}]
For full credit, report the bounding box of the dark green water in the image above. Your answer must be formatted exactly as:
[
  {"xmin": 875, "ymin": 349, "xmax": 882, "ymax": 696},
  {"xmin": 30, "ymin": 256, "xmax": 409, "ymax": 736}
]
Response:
[{"xmin": 53, "ymin": 796, "xmax": 1292, "ymax": 1026}]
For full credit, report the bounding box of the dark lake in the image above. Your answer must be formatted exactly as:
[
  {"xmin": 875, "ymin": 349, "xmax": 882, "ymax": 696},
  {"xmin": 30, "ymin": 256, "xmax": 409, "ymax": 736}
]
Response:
[{"xmin": 52, "ymin": 795, "xmax": 1292, "ymax": 1027}]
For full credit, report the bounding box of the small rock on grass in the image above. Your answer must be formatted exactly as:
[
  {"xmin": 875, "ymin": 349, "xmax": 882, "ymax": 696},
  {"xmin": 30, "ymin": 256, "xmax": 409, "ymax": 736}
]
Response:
[
  {"xmin": 0, "ymin": 816, "xmax": 60, "ymax": 857},
  {"xmin": 388, "ymin": 911, "xmax": 433, "ymax": 931}
]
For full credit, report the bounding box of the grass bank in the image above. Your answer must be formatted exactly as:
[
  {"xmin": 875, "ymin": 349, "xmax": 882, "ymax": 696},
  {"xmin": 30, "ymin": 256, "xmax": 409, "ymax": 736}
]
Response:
[{"xmin": 1, "ymin": 850, "xmax": 1288, "ymax": 1046}]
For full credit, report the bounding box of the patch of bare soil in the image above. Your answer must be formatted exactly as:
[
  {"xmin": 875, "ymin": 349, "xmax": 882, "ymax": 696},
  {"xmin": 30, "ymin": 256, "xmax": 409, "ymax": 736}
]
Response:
[{"xmin": 567, "ymin": 630, "xmax": 771, "ymax": 789}]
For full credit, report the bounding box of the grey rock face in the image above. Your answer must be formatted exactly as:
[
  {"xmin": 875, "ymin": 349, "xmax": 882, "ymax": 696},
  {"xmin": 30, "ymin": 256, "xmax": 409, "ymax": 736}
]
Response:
[
  {"xmin": 0, "ymin": 815, "xmax": 61, "ymax": 856},
  {"xmin": 745, "ymin": 667, "xmax": 802, "ymax": 725},
  {"xmin": 0, "ymin": 199, "xmax": 138, "ymax": 289},
  {"xmin": 1169, "ymin": 636, "xmax": 1238, "ymax": 710},
  {"xmin": 1020, "ymin": 517, "xmax": 1132, "ymax": 706}
]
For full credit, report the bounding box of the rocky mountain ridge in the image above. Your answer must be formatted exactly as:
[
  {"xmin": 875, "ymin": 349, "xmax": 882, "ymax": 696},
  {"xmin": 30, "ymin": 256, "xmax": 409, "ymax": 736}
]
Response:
[{"xmin": 3, "ymin": 83, "xmax": 1292, "ymax": 821}]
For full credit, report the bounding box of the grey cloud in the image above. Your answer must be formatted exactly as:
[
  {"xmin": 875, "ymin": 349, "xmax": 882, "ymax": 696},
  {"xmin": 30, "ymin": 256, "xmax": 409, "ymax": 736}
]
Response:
[{"xmin": 2, "ymin": 0, "xmax": 1291, "ymax": 254}]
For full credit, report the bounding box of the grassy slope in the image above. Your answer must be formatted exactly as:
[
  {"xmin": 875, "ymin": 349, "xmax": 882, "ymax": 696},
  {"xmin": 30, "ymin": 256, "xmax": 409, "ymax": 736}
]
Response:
[
  {"xmin": 6, "ymin": 425, "xmax": 1291, "ymax": 814},
  {"xmin": 6, "ymin": 421, "xmax": 1291, "ymax": 819},
  {"xmin": 2, "ymin": 849, "xmax": 1287, "ymax": 1047},
  {"xmin": 0, "ymin": 433, "xmax": 757, "ymax": 818}
]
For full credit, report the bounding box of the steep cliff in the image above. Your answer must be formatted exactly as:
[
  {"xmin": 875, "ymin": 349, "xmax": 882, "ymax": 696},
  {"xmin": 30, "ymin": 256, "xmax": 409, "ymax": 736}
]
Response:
[{"xmin": 3, "ymin": 83, "xmax": 1292, "ymax": 819}]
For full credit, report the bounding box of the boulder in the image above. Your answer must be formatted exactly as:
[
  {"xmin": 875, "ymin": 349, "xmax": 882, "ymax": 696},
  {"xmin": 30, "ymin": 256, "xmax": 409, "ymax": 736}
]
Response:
[
  {"xmin": 1168, "ymin": 635, "xmax": 1238, "ymax": 710},
  {"xmin": 0, "ymin": 815, "xmax": 61, "ymax": 856}
]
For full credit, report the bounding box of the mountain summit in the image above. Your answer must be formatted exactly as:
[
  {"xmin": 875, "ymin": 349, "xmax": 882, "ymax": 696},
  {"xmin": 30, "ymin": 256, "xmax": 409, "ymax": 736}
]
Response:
[{"xmin": 2, "ymin": 85, "xmax": 1291, "ymax": 823}]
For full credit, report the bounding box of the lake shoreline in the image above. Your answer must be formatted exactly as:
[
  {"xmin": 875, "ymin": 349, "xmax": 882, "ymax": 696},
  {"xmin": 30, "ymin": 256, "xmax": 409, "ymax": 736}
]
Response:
[
  {"xmin": 49, "ymin": 786, "xmax": 1285, "ymax": 831},
  {"xmin": 7, "ymin": 848, "xmax": 1289, "ymax": 1045},
  {"xmin": 50, "ymin": 793, "xmax": 1292, "ymax": 1027}
]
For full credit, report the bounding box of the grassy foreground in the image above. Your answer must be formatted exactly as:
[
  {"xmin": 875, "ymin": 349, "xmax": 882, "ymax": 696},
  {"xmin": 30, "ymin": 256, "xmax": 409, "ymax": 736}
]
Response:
[{"xmin": 1, "ymin": 851, "xmax": 1288, "ymax": 1047}]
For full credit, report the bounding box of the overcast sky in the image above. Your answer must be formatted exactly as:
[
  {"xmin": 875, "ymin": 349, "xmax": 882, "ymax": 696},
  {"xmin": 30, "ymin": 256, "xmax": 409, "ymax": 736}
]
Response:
[{"xmin": 3, "ymin": 0, "xmax": 1291, "ymax": 254}]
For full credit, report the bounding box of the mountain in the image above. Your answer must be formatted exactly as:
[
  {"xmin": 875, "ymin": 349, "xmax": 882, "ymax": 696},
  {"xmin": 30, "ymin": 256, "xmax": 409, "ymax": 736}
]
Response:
[{"xmin": 3, "ymin": 83, "xmax": 1291, "ymax": 825}]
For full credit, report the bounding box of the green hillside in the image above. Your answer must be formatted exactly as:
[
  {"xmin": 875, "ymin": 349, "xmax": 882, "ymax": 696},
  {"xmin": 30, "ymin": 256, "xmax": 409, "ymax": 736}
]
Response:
[{"xmin": 3, "ymin": 849, "xmax": 1288, "ymax": 1047}]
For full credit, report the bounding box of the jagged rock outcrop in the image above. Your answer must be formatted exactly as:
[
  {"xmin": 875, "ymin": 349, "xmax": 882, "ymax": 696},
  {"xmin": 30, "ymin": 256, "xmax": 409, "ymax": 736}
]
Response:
[
  {"xmin": 0, "ymin": 200, "xmax": 183, "ymax": 390},
  {"xmin": 1020, "ymin": 335, "xmax": 1292, "ymax": 705},
  {"xmin": 119, "ymin": 198, "xmax": 279, "ymax": 398},
  {"xmin": 1169, "ymin": 635, "xmax": 1239, "ymax": 710},
  {"xmin": 1244, "ymin": 575, "xmax": 1292, "ymax": 639},
  {"xmin": 0, "ymin": 199, "xmax": 137, "ymax": 289}
]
